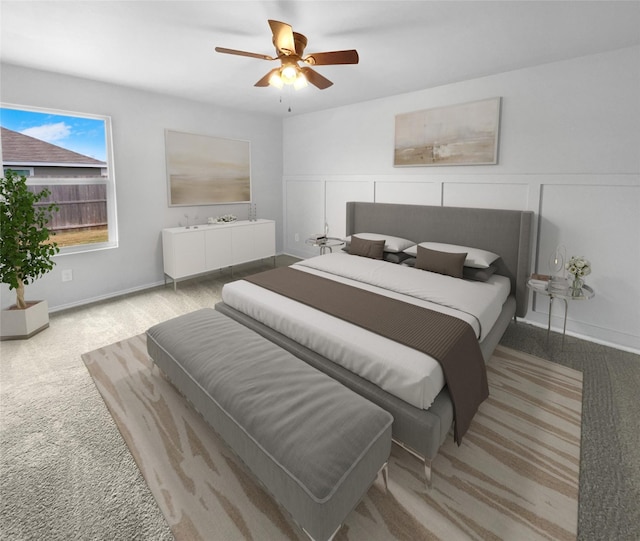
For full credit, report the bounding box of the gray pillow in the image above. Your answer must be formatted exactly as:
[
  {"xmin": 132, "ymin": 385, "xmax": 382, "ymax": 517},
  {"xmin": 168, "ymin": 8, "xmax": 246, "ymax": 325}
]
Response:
[
  {"xmin": 463, "ymin": 265, "xmax": 497, "ymax": 282},
  {"xmin": 405, "ymin": 257, "xmax": 497, "ymax": 281},
  {"xmin": 384, "ymin": 252, "xmax": 411, "ymax": 264},
  {"xmin": 416, "ymin": 245, "xmax": 466, "ymax": 278},
  {"xmin": 349, "ymin": 236, "xmax": 385, "ymax": 259},
  {"xmin": 404, "ymin": 242, "xmax": 499, "ymax": 269}
]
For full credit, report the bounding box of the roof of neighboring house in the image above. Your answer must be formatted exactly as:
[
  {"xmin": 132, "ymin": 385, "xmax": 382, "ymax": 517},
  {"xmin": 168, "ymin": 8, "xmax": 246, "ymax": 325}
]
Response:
[{"xmin": 1, "ymin": 126, "xmax": 106, "ymax": 166}]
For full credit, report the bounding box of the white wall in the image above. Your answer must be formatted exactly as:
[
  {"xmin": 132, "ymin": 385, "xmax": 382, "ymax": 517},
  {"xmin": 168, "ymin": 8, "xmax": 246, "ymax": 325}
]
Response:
[
  {"xmin": 282, "ymin": 46, "xmax": 640, "ymax": 352},
  {"xmin": 0, "ymin": 63, "xmax": 283, "ymax": 311}
]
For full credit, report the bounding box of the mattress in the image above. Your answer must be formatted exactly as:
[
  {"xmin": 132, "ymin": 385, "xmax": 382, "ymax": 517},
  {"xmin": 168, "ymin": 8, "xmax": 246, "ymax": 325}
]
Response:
[{"xmin": 221, "ymin": 252, "xmax": 511, "ymax": 410}]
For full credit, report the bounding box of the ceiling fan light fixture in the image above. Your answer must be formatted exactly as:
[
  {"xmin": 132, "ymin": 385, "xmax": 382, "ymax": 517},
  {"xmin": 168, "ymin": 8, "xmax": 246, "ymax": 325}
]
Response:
[
  {"xmin": 293, "ymin": 72, "xmax": 308, "ymax": 90},
  {"xmin": 280, "ymin": 64, "xmax": 298, "ymax": 84},
  {"xmin": 268, "ymin": 71, "xmax": 284, "ymax": 89},
  {"xmin": 218, "ymin": 20, "xmax": 358, "ymax": 92}
]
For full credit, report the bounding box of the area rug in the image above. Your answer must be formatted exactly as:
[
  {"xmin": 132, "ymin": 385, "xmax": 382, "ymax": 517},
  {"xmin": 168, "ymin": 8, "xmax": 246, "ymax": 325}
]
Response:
[{"xmin": 82, "ymin": 337, "xmax": 582, "ymax": 541}]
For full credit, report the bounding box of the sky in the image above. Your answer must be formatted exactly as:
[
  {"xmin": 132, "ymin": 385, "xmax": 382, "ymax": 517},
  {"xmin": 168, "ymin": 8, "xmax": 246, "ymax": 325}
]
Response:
[{"xmin": 0, "ymin": 107, "xmax": 107, "ymax": 162}]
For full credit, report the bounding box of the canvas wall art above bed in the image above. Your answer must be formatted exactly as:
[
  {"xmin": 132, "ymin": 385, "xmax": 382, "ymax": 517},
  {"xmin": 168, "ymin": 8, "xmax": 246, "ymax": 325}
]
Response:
[
  {"xmin": 394, "ymin": 97, "xmax": 502, "ymax": 167},
  {"xmin": 216, "ymin": 201, "xmax": 533, "ymax": 486}
]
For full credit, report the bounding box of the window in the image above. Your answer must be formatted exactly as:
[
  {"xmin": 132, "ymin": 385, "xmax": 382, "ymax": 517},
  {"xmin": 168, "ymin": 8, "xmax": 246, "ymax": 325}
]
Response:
[
  {"xmin": 0, "ymin": 104, "xmax": 117, "ymax": 253},
  {"xmin": 6, "ymin": 167, "xmax": 34, "ymax": 177}
]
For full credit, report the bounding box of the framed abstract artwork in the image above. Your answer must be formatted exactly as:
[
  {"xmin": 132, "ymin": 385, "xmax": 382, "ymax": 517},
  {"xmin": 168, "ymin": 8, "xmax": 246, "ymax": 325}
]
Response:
[
  {"xmin": 394, "ymin": 97, "xmax": 501, "ymax": 167},
  {"xmin": 165, "ymin": 130, "xmax": 251, "ymax": 206}
]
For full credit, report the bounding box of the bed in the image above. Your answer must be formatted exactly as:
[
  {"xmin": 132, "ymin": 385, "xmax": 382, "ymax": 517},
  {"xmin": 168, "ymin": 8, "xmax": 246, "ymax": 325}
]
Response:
[{"xmin": 216, "ymin": 201, "xmax": 533, "ymax": 485}]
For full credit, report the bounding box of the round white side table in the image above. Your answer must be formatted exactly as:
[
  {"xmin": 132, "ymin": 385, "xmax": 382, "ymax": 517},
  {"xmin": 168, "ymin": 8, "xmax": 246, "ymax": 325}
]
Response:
[
  {"xmin": 305, "ymin": 237, "xmax": 345, "ymax": 255},
  {"xmin": 527, "ymin": 279, "xmax": 595, "ymax": 348}
]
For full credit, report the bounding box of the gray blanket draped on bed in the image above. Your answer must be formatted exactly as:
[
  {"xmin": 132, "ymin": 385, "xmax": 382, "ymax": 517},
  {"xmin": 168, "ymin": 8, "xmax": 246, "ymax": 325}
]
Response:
[{"xmin": 245, "ymin": 266, "xmax": 489, "ymax": 443}]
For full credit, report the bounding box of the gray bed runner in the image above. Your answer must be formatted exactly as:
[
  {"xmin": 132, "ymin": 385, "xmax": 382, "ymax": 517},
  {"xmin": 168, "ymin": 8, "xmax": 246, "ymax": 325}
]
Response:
[{"xmin": 245, "ymin": 266, "xmax": 488, "ymax": 444}]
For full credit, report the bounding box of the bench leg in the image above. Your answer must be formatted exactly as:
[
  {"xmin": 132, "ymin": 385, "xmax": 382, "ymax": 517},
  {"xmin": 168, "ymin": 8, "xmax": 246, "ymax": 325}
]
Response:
[
  {"xmin": 424, "ymin": 458, "xmax": 433, "ymax": 489},
  {"xmin": 303, "ymin": 524, "xmax": 341, "ymax": 541},
  {"xmin": 380, "ymin": 461, "xmax": 389, "ymax": 492},
  {"xmin": 392, "ymin": 438, "xmax": 434, "ymax": 490}
]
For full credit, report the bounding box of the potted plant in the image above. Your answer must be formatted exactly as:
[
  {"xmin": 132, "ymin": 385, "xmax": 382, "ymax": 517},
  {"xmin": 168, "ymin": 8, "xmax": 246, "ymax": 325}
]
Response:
[{"xmin": 0, "ymin": 169, "xmax": 59, "ymax": 340}]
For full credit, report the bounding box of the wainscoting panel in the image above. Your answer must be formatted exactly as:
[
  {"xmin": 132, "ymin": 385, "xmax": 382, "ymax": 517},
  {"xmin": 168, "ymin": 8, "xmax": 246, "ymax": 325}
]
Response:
[
  {"xmin": 443, "ymin": 182, "xmax": 530, "ymax": 210},
  {"xmin": 284, "ymin": 180, "xmax": 325, "ymax": 257},
  {"xmin": 374, "ymin": 181, "xmax": 441, "ymax": 205},
  {"xmin": 325, "ymin": 181, "xmax": 374, "ymax": 239}
]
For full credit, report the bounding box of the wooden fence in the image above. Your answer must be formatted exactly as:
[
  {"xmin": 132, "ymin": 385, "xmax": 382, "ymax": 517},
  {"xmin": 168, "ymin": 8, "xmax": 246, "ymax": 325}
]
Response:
[{"xmin": 31, "ymin": 184, "xmax": 107, "ymax": 232}]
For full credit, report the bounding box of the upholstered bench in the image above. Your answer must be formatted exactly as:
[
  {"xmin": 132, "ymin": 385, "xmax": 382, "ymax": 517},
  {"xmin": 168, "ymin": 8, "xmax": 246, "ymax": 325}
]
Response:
[{"xmin": 146, "ymin": 308, "xmax": 393, "ymax": 541}]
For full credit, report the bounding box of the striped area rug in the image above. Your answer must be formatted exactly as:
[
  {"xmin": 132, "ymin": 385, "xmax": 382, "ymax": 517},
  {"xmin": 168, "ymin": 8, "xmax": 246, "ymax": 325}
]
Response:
[{"xmin": 82, "ymin": 336, "xmax": 582, "ymax": 540}]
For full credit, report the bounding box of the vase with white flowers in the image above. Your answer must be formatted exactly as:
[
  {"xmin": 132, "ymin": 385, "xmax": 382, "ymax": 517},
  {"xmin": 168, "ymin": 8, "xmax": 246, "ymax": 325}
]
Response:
[{"xmin": 565, "ymin": 255, "xmax": 591, "ymax": 295}]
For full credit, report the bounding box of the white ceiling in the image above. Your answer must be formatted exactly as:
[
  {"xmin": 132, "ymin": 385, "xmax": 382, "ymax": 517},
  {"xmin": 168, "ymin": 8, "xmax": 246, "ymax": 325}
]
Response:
[{"xmin": 1, "ymin": 1, "xmax": 639, "ymax": 117}]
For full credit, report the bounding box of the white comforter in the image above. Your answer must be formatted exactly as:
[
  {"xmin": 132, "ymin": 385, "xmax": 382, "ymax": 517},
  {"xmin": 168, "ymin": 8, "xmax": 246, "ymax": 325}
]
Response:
[{"xmin": 222, "ymin": 253, "xmax": 511, "ymax": 410}]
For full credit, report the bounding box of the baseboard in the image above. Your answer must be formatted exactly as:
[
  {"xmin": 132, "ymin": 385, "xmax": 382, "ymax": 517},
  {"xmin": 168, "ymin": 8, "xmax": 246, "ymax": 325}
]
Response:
[
  {"xmin": 49, "ymin": 280, "xmax": 167, "ymax": 314},
  {"xmin": 518, "ymin": 317, "xmax": 640, "ymax": 355}
]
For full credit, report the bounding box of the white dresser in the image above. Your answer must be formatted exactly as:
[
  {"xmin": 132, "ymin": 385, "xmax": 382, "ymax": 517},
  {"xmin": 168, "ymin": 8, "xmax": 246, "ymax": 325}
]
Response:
[{"xmin": 162, "ymin": 219, "xmax": 276, "ymax": 289}]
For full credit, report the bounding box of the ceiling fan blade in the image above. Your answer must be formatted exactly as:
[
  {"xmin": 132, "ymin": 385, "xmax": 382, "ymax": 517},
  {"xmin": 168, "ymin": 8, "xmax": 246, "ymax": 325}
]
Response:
[
  {"xmin": 303, "ymin": 49, "xmax": 359, "ymax": 66},
  {"xmin": 254, "ymin": 68, "xmax": 279, "ymax": 87},
  {"xmin": 300, "ymin": 67, "xmax": 333, "ymax": 90},
  {"xmin": 215, "ymin": 47, "xmax": 275, "ymax": 61},
  {"xmin": 268, "ymin": 19, "xmax": 296, "ymax": 56}
]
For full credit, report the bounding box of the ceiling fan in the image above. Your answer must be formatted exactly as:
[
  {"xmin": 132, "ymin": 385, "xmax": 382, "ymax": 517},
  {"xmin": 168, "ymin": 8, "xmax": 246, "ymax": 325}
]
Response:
[{"xmin": 215, "ymin": 20, "xmax": 359, "ymax": 90}]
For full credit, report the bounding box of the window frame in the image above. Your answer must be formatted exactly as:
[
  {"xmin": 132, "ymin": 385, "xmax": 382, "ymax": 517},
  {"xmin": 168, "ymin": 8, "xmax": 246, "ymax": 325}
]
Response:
[{"xmin": 1, "ymin": 103, "xmax": 118, "ymax": 255}]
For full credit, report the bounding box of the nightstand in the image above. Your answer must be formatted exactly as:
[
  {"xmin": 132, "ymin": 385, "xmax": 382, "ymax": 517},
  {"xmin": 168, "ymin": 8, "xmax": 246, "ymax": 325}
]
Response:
[
  {"xmin": 305, "ymin": 237, "xmax": 345, "ymax": 255},
  {"xmin": 527, "ymin": 279, "xmax": 595, "ymax": 348}
]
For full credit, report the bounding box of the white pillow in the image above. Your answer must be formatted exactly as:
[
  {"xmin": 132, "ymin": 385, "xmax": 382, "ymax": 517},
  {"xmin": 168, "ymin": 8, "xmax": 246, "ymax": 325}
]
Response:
[
  {"xmin": 403, "ymin": 242, "xmax": 500, "ymax": 269},
  {"xmin": 346, "ymin": 233, "xmax": 415, "ymax": 253}
]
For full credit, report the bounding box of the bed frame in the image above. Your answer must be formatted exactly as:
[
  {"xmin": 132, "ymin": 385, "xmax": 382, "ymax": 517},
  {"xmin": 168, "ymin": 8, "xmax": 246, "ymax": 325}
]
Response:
[{"xmin": 216, "ymin": 202, "xmax": 533, "ymax": 486}]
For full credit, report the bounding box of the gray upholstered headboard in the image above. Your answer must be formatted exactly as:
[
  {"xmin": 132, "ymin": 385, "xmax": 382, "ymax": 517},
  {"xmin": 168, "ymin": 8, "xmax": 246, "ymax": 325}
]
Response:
[{"xmin": 345, "ymin": 202, "xmax": 534, "ymax": 317}]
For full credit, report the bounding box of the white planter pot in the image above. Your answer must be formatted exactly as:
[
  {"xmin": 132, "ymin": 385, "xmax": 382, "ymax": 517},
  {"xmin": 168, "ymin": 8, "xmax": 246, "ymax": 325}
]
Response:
[{"xmin": 1, "ymin": 300, "xmax": 49, "ymax": 341}]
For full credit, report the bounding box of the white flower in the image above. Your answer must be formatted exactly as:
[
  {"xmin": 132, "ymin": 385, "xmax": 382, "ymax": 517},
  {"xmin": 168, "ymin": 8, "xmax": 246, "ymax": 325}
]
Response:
[{"xmin": 566, "ymin": 256, "xmax": 591, "ymax": 279}]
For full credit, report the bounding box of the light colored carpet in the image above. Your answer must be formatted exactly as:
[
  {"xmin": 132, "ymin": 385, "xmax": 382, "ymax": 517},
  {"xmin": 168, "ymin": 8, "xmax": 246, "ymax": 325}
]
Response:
[
  {"xmin": 82, "ymin": 335, "xmax": 582, "ymax": 541},
  {"xmin": 0, "ymin": 257, "xmax": 293, "ymax": 540}
]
